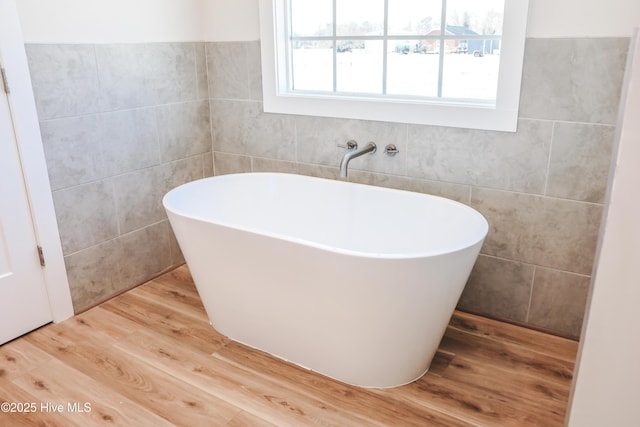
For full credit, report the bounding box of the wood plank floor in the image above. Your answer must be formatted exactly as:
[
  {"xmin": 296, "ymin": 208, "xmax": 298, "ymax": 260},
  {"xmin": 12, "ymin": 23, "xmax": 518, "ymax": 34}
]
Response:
[{"xmin": 0, "ymin": 265, "xmax": 578, "ymax": 426}]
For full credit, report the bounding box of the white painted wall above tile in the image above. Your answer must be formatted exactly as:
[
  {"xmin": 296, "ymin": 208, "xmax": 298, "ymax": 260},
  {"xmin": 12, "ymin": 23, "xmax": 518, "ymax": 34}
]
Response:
[
  {"xmin": 527, "ymin": 0, "xmax": 640, "ymax": 38},
  {"xmin": 205, "ymin": 0, "xmax": 639, "ymax": 40},
  {"xmin": 16, "ymin": 0, "xmax": 203, "ymax": 43},
  {"xmin": 15, "ymin": 0, "xmax": 639, "ymax": 42},
  {"xmin": 201, "ymin": 0, "xmax": 260, "ymax": 42},
  {"xmin": 203, "ymin": 0, "xmax": 640, "ymax": 40}
]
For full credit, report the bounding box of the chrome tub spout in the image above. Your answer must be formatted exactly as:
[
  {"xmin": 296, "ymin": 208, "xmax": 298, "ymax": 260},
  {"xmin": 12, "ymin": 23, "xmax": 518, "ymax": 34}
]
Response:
[{"xmin": 339, "ymin": 141, "xmax": 377, "ymax": 178}]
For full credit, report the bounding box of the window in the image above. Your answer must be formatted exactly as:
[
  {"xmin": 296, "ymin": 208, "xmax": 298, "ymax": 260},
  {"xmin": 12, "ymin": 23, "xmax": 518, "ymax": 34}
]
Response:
[{"xmin": 259, "ymin": 0, "xmax": 529, "ymax": 131}]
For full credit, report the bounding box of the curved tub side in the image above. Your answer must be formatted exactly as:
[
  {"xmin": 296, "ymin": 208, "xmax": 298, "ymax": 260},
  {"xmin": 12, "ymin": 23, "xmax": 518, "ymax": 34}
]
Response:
[{"xmin": 166, "ymin": 209, "xmax": 484, "ymax": 388}]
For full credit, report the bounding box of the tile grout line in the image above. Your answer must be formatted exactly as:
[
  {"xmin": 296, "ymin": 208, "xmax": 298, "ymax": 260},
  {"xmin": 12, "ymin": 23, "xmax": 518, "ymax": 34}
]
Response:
[
  {"xmin": 543, "ymin": 121, "xmax": 556, "ymax": 196},
  {"xmin": 525, "ymin": 266, "xmax": 537, "ymax": 323}
]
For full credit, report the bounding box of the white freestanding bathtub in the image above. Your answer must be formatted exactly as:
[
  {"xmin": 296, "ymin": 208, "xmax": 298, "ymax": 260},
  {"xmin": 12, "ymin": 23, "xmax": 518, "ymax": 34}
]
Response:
[{"xmin": 163, "ymin": 173, "xmax": 488, "ymax": 388}]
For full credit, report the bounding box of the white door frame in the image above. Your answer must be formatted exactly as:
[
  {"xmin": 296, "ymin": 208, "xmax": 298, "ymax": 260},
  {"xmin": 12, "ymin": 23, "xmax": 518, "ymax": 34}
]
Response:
[{"xmin": 0, "ymin": 0, "xmax": 73, "ymax": 322}]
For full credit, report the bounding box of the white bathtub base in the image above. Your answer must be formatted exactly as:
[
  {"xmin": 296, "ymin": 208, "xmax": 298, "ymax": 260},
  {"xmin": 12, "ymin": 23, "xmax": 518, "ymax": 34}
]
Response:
[
  {"xmin": 163, "ymin": 173, "xmax": 488, "ymax": 388},
  {"xmin": 229, "ymin": 333, "xmax": 434, "ymax": 389},
  {"xmin": 170, "ymin": 217, "xmax": 482, "ymax": 388}
]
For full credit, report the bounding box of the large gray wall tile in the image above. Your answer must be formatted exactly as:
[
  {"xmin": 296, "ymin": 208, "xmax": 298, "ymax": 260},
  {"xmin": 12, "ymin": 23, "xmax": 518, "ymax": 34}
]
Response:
[
  {"xmin": 40, "ymin": 115, "xmax": 110, "ymax": 190},
  {"xmin": 207, "ymin": 42, "xmax": 251, "ymax": 100},
  {"xmin": 96, "ymin": 43, "xmax": 197, "ymax": 110},
  {"xmin": 118, "ymin": 222, "xmax": 172, "ymax": 287},
  {"xmin": 112, "ymin": 166, "xmax": 167, "ymax": 234},
  {"xmin": 156, "ymin": 100, "xmax": 211, "ymax": 163},
  {"xmin": 41, "ymin": 109, "xmax": 160, "ymax": 190},
  {"xmin": 210, "ymin": 100, "xmax": 296, "ymax": 161},
  {"xmin": 25, "ymin": 44, "xmax": 100, "ymax": 120},
  {"xmin": 546, "ymin": 122, "xmax": 615, "ymax": 203},
  {"xmin": 458, "ymin": 255, "xmax": 534, "ymax": 322},
  {"xmin": 101, "ymin": 108, "xmax": 160, "ymax": 175},
  {"xmin": 528, "ymin": 267, "xmax": 590, "ymax": 338},
  {"xmin": 164, "ymin": 156, "xmax": 205, "ymax": 191},
  {"xmin": 64, "ymin": 239, "xmax": 123, "ymax": 312},
  {"xmin": 52, "ymin": 180, "xmax": 118, "ymax": 254},
  {"xmin": 520, "ymin": 38, "xmax": 629, "ymax": 124},
  {"xmin": 471, "ymin": 188, "xmax": 602, "ymax": 275},
  {"xmin": 113, "ymin": 157, "xmax": 203, "ymax": 234},
  {"xmin": 407, "ymin": 119, "xmax": 552, "ymax": 193}
]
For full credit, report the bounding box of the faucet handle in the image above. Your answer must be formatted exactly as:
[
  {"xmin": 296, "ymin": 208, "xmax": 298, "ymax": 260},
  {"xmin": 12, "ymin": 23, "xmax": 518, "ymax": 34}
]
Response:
[
  {"xmin": 384, "ymin": 144, "xmax": 399, "ymax": 156},
  {"xmin": 337, "ymin": 140, "xmax": 358, "ymax": 150}
]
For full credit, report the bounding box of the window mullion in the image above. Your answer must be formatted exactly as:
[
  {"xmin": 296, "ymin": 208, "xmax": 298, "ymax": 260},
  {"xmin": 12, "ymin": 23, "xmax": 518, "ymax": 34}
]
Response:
[
  {"xmin": 332, "ymin": 0, "xmax": 337, "ymax": 93},
  {"xmin": 286, "ymin": 0, "xmax": 293, "ymax": 91},
  {"xmin": 437, "ymin": 0, "xmax": 447, "ymax": 98},
  {"xmin": 382, "ymin": 0, "xmax": 389, "ymax": 96}
]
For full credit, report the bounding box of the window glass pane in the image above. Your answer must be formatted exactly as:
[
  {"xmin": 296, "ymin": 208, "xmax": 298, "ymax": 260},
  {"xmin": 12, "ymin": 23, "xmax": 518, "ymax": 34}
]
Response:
[
  {"xmin": 446, "ymin": 0, "xmax": 504, "ymax": 36},
  {"xmin": 388, "ymin": 0, "xmax": 442, "ymax": 36},
  {"xmin": 291, "ymin": 0, "xmax": 333, "ymax": 36},
  {"xmin": 336, "ymin": 0, "xmax": 385, "ymax": 36},
  {"xmin": 441, "ymin": 39, "xmax": 500, "ymax": 100},
  {"xmin": 292, "ymin": 41, "xmax": 334, "ymax": 91},
  {"xmin": 264, "ymin": 0, "xmax": 528, "ymax": 130},
  {"xmin": 337, "ymin": 41, "xmax": 383, "ymax": 93},
  {"xmin": 387, "ymin": 40, "xmax": 440, "ymax": 97}
]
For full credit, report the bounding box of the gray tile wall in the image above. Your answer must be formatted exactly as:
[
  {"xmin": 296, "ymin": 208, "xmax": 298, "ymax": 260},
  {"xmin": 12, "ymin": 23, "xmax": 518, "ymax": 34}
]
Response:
[
  {"xmin": 27, "ymin": 37, "xmax": 628, "ymax": 337},
  {"xmin": 206, "ymin": 38, "xmax": 629, "ymax": 338},
  {"xmin": 26, "ymin": 43, "xmax": 213, "ymax": 312}
]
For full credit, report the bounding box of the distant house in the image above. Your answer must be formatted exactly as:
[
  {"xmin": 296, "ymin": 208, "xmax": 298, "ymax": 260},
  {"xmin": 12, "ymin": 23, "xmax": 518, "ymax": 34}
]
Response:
[{"xmin": 416, "ymin": 25, "xmax": 500, "ymax": 55}]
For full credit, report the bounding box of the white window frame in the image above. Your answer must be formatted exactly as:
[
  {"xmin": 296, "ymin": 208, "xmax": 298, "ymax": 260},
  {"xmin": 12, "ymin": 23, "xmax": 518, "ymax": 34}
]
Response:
[{"xmin": 259, "ymin": 0, "xmax": 529, "ymax": 132}]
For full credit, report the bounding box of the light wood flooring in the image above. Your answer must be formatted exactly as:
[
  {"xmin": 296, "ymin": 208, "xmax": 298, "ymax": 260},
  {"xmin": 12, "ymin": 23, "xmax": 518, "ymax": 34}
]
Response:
[{"xmin": 0, "ymin": 265, "xmax": 578, "ymax": 426}]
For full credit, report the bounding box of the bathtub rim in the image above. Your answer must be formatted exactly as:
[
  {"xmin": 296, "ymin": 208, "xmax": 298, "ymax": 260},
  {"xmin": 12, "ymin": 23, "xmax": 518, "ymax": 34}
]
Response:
[{"xmin": 163, "ymin": 172, "xmax": 489, "ymax": 260}]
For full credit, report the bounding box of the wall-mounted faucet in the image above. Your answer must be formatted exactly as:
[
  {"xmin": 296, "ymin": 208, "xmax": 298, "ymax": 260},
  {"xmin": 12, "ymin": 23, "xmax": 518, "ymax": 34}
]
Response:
[{"xmin": 339, "ymin": 140, "xmax": 377, "ymax": 178}]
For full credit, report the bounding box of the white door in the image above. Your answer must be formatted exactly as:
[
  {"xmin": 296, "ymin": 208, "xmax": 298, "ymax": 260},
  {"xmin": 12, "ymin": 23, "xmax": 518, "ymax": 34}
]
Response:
[{"xmin": 0, "ymin": 60, "xmax": 53, "ymax": 344}]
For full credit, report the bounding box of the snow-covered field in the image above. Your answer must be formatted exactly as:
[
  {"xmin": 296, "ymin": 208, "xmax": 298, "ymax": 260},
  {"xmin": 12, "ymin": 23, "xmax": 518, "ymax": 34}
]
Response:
[{"xmin": 292, "ymin": 47, "xmax": 499, "ymax": 100}]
